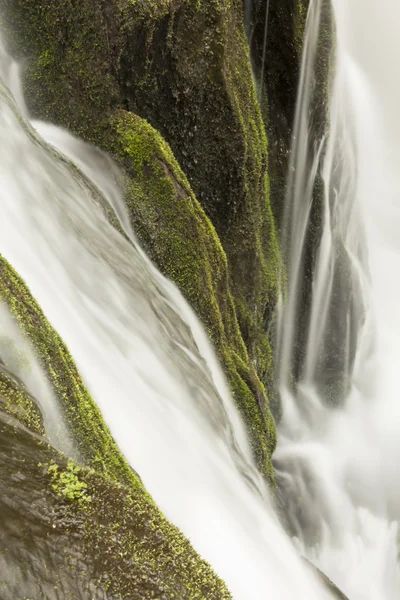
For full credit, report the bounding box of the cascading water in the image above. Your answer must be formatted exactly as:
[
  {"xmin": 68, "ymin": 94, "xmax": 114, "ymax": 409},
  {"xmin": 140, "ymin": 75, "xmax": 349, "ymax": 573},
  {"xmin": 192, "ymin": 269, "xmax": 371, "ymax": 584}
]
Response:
[
  {"xmin": 276, "ymin": 0, "xmax": 400, "ymax": 598},
  {"xmin": 3, "ymin": 0, "xmax": 400, "ymax": 596},
  {"xmin": 0, "ymin": 34, "xmax": 333, "ymax": 600}
]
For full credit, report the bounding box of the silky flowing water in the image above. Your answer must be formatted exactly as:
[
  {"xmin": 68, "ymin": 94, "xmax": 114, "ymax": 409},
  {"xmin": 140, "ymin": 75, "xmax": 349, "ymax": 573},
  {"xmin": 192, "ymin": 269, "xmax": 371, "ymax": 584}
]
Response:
[
  {"xmin": 1, "ymin": 0, "xmax": 400, "ymax": 597},
  {"xmin": 275, "ymin": 0, "xmax": 400, "ymax": 598}
]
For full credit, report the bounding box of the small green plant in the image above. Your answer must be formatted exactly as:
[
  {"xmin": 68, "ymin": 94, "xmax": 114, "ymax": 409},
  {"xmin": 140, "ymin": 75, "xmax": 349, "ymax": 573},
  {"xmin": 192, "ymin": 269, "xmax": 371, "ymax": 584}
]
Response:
[{"xmin": 47, "ymin": 460, "xmax": 91, "ymax": 504}]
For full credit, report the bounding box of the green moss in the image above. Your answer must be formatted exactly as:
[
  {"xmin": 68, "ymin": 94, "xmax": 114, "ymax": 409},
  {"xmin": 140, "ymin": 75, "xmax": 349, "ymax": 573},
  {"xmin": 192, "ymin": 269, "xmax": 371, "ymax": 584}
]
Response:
[
  {"xmin": 0, "ymin": 415, "xmax": 231, "ymax": 598},
  {"xmin": 0, "ymin": 361, "xmax": 44, "ymax": 436},
  {"xmin": 47, "ymin": 460, "xmax": 92, "ymax": 504},
  {"xmin": 0, "ymin": 255, "xmax": 137, "ymax": 489},
  {"xmin": 110, "ymin": 110, "xmax": 277, "ymax": 477},
  {"xmin": 226, "ymin": 350, "xmax": 276, "ymax": 484}
]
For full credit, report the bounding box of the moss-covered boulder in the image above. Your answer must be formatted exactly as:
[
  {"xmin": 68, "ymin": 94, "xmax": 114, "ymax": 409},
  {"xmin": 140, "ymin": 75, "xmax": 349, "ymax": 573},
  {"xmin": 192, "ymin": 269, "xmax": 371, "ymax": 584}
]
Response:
[
  {"xmin": 118, "ymin": 0, "xmax": 281, "ymax": 369},
  {"xmin": 1, "ymin": 0, "xmax": 279, "ymax": 477},
  {"xmin": 0, "ymin": 260, "xmax": 232, "ymax": 596},
  {"xmin": 0, "ymin": 405, "xmax": 231, "ymax": 598},
  {"xmin": 109, "ymin": 110, "xmax": 277, "ymax": 478}
]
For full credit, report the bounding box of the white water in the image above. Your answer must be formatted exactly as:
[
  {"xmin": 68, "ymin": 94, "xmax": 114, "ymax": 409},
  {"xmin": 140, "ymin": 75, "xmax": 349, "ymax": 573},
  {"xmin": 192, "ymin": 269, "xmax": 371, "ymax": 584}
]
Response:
[
  {"xmin": 276, "ymin": 1, "xmax": 400, "ymax": 599},
  {"xmin": 4, "ymin": 0, "xmax": 400, "ymax": 595},
  {"xmin": 0, "ymin": 303, "xmax": 75, "ymax": 455},
  {"xmin": 0, "ymin": 40, "xmax": 333, "ymax": 599}
]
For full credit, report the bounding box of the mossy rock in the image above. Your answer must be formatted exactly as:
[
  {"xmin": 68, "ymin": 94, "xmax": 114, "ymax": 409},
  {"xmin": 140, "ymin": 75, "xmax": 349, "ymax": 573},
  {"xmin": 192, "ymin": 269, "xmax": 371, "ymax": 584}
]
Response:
[
  {"xmin": 0, "ymin": 255, "xmax": 137, "ymax": 488},
  {"xmin": 1, "ymin": 0, "xmax": 278, "ymax": 477},
  {"xmin": 0, "ymin": 407, "xmax": 231, "ymax": 599},
  {"xmin": 117, "ymin": 0, "xmax": 281, "ymax": 389},
  {"xmin": 109, "ymin": 110, "xmax": 277, "ymax": 477},
  {"xmin": 0, "ymin": 303, "xmax": 231, "ymax": 597},
  {"xmin": 0, "ymin": 360, "xmax": 44, "ymax": 436}
]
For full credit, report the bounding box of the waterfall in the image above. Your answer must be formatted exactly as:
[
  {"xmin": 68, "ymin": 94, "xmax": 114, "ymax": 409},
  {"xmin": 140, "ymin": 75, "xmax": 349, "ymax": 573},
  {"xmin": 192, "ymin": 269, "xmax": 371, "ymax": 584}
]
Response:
[
  {"xmin": 3, "ymin": 0, "xmax": 400, "ymax": 595},
  {"xmin": 0, "ymin": 39, "xmax": 333, "ymax": 599},
  {"xmin": 276, "ymin": 0, "xmax": 400, "ymax": 598}
]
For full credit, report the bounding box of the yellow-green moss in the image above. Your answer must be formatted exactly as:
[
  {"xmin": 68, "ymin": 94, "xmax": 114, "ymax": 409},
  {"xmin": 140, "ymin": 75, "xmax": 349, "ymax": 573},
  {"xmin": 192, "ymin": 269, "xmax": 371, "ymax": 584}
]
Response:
[
  {"xmin": 0, "ymin": 414, "xmax": 231, "ymax": 598},
  {"xmin": 0, "ymin": 255, "xmax": 138, "ymax": 489},
  {"xmin": 110, "ymin": 110, "xmax": 277, "ymax": 477},
  {"xmin": 0, "ymin": 362, "xmax": 43, "ymax": 436},
  {"xmin": 79, "ymin": 467, "xmax": 233, "ymax": 598},
  {"xmin": 47, "ymin": 460, "xmax": 92, "ymax": 504}
]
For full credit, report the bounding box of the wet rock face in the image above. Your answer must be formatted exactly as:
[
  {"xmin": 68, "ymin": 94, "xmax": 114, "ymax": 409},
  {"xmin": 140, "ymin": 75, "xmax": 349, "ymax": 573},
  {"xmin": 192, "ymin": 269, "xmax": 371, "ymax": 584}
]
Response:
[
  {"xmin": 1, "ymin": 0, "xmax": 279, "ymax": 476},
  {"xmin": 0, "ymin": 410, "xmax": 231, "ymax": 599},
  {"xmin": 245, "ymin": 0, "xmax": 302, "ymax": 225},
  {"xmin": 0, "ymin": 414, "xmax": 102, "ymax": 600}
]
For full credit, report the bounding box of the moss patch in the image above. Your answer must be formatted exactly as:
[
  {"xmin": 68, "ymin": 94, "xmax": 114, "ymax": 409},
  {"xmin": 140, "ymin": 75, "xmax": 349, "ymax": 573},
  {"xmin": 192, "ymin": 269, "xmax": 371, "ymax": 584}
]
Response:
[
  {"xmin": 0, "ymin": 412, "xmax": 231, "ymax": 598},
  {"xmin": 0, "ymin": 361, "xmax": 44, "ymax": 436},
  {"xmin": 0, "ymin": 255, "xmax": 137, "ymax": 488},
  {"xmin": 47, "ymin": 460, "xmax": 92, "ymax": 504}
]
